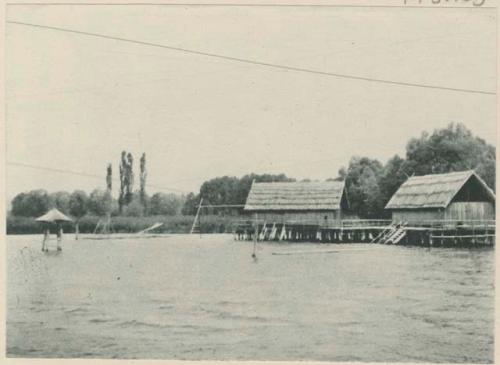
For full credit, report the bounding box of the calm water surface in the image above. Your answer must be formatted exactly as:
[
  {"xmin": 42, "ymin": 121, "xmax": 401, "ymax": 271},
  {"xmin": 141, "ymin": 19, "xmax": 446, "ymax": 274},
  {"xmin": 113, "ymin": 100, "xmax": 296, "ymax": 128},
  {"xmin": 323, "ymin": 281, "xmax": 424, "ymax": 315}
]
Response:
[{"xmin": 7, "ymin": 234, "xmax": 494, "ymax": 362}]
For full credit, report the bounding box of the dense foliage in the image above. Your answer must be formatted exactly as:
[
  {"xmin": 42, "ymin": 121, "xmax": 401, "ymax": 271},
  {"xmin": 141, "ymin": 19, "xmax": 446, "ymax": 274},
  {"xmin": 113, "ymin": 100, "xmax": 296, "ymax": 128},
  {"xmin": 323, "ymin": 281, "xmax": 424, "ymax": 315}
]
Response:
[
  {"xmin": 337, "ymin": 123, "xmax": 495, "ymax": 218},
  {"xmin": 11, "ymin": 189, "xmax": 51, "ymax": 217},
  {"xmin": 69, "ymin": 190, "xmax": 89, "ymax": 220},
  {"xmin": 404, "ymin": 123, "xmax": 495, "ymax": 189},
  {"xmin": 181, "ymin": 173, "xmax": 295, "ymax": 215},
  {"xmin": 10, "ymin": 188, "xmax": 186, "ymax": 218},
  {"xmin": 149, "ymin": 192, "xmax": 184, "ymax": 216}
]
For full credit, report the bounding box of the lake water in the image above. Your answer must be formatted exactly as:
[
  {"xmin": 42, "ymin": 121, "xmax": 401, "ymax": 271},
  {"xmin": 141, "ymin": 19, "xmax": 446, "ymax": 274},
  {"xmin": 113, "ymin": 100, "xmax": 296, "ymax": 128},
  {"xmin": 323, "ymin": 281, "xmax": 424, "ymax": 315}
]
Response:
[{"xmin": 6, "ymin": 234, "xmax": 494, "ymax": 362}]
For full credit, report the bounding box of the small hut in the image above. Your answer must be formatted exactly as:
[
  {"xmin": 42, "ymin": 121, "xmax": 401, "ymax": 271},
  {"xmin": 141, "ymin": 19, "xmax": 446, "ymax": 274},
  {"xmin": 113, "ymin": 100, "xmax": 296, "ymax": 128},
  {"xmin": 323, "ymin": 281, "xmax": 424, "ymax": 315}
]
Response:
[
  {"xmin": 244, "ymin": 181, "xmax": 348, "ymax": 225},
  {"xmin": 36, "ymin": 208, "xmax": 73, "ymax": 251},
  {"xmin": 385, "ymin": 170, "xmax": 495, "ymax": 222}
]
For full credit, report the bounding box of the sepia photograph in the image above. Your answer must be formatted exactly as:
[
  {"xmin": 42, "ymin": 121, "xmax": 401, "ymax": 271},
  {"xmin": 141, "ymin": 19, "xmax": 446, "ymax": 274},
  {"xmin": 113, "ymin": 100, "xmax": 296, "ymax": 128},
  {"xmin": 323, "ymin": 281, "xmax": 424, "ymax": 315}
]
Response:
[{"xmin": 3, "ymin": 0, "xmax": 497, "ymax": 363}]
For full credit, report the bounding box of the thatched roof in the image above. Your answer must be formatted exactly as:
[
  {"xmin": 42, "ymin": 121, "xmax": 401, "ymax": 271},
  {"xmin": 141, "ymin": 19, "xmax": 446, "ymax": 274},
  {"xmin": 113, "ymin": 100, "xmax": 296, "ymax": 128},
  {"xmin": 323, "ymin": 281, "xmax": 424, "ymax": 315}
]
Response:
[
  {"xmin": 36, "ymin": 208, "xmax": 73, "ymax": 223},
  {"xmin": 244, "ymin": 181, "xmax": 346, "ymax": 211},
  {"xmin": 385, "ymin": 170, "xmax": 495, "ymax": 210}
]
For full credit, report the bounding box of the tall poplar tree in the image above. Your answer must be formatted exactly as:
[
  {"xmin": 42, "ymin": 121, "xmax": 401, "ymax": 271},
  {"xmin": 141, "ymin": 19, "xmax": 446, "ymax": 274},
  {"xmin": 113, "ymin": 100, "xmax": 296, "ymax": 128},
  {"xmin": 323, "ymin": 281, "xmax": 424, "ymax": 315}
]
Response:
[
  {"xmin": 125, "ymin": 152, "xmax": 134, "ymax": 205},
  {"xmin": 119, "ymin": 151, "xmax": 127, "ymax": 213},
  {"xmin": 106, "ymin": 163, "xmax": 112, "ymax": 192},
  {"xmin": 140, "ymin": 153, "xmax": 147, "ymax": 206}
]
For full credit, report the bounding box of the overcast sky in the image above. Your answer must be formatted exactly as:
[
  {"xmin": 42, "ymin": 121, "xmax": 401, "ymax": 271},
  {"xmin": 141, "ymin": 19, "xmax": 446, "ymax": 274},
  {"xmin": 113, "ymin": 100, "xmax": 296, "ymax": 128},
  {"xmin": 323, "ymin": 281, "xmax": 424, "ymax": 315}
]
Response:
[{"xmin": 5, "ymin": 4, "xmax": 497, "ymax": 200}]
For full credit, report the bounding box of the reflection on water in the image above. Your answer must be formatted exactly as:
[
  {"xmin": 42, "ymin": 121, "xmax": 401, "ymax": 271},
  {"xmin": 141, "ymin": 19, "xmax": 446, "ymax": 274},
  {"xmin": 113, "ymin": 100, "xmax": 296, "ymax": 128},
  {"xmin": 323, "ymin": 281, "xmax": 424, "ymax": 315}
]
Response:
[{"xmin": 7, "ymin": 234, "xmax": 494, "ymax": 362}]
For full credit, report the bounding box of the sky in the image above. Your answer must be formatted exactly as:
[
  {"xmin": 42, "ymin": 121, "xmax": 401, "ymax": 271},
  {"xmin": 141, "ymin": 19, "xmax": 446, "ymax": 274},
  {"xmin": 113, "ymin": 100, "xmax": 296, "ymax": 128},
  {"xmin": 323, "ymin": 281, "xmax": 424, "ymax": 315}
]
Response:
[{"xmin": 5, "ymin": 3, "xmax": 497, "ymax": 202}]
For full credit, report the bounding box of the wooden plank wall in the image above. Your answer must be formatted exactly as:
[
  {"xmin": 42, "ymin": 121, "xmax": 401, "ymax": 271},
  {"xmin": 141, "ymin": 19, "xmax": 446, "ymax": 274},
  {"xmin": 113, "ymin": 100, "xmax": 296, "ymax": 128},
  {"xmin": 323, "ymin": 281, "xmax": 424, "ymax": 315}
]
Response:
[
  {"xmin": 249, "ymin": 211, "xmax": 339, "ymax": 224},
  {"xmin": 391, "ymin": 209, "xmax": 444, "ymax": 222},
  {"xmin": 284, "ymin": 211, "xmax": 338, "ymax": 224},
  {"xmin": 445, "ymin": 202, "xmax": 495, "ymax": 221}
]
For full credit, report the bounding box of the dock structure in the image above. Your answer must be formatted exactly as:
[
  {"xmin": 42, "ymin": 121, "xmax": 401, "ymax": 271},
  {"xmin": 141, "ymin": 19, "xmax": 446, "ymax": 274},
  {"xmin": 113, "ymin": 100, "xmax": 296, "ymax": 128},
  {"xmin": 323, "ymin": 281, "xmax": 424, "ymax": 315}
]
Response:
[
  {"xmin": 235, "ymin": 171, "xmax": 495, "ymax": 247},
  {"xmin": 232, "ymin": 218, "xmax": 495, "ymax": 247}
]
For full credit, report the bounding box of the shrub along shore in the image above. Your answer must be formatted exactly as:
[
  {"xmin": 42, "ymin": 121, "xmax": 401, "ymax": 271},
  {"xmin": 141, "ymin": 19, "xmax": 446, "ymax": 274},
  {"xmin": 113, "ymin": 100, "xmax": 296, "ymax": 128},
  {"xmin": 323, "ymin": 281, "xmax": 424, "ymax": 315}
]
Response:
[{"xmin": 6, "ymin": 215, "xmax": 235, "ymax": 235}]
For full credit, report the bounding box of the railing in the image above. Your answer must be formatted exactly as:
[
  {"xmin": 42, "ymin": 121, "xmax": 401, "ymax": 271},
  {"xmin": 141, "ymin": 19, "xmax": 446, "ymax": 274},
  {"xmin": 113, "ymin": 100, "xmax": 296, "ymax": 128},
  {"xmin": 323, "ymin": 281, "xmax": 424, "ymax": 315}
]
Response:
[
  {"xmin": 231, "ymin": 218, "xmax": 496, "ymax": 231},
  {"xmin": 231, "ymin": 218, "xmax": 394, "ymax": 230},
  {"xmin": 339, "ymin": 219, "xmax": 392, "ymax": 228},
  {"xmin": 404, "ymin": 219, "xmax": 496, "ymax": 230}
]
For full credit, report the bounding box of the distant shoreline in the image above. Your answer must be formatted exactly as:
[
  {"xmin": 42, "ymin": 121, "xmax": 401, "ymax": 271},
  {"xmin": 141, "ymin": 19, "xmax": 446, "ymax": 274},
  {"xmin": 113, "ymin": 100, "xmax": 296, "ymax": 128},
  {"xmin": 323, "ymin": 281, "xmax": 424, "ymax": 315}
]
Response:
[{"xmin": 6, "ymin": 215, "xmax": 234, "ymax": 235}]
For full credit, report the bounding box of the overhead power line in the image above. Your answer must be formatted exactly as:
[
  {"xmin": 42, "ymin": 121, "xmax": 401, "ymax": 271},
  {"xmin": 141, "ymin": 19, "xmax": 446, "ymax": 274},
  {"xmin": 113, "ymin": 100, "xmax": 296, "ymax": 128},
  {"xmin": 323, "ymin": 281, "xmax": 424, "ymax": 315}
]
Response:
[
  {"xmin": 7, "ymin": 20, "xmax": 495, "ymax": 96},
  {"xmin": 6, "ymin": 3, "xmax": 497, "ymax": 8},
  {"xmin": 7, "ymin": 161, "xmax": 189, "ymax": 193}
]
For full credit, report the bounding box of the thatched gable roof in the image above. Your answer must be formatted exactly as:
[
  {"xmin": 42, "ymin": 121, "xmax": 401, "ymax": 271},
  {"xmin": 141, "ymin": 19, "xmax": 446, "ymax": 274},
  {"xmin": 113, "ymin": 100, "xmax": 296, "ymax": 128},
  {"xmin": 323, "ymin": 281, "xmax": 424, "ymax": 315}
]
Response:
[
  {"xmin": 385, "ymin": 170, "xmax": 495, "ymax": 210},
  {"xmin": 244, "ymin": 181, "xmax": 346, "ymax": 211}
]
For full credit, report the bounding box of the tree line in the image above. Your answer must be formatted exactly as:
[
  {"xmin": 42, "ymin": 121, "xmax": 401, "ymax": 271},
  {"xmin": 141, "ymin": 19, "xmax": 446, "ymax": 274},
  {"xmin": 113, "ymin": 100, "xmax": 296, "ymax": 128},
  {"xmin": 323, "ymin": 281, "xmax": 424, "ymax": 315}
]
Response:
[
  {"xmin": 181, "ymin": 123, "xmax": 496, "ymax": 218},
  {"xmin": 10, "ymin": 189, "xmax": 186, "ymax": 218},
  {"xmin": 9, "ymin": 150, "xmax": 186, "ymax": 220},
  {"xmin": 337, "ymin": 123, "xmax": 495, "ymax": 218},
  {"xmin": 9, "ymin": 123, "xmax": 496, "ymax": 221}
]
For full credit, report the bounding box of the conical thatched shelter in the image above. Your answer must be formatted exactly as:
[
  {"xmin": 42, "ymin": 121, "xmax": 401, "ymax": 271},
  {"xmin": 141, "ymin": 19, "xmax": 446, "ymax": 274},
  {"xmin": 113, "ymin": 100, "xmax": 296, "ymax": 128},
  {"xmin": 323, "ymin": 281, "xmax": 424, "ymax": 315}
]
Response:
[
  {"xmin": 37, "ymin": 208, "xmax": 73, "ymax": 252},
  {"xmin": 385, "ymin": 170, "xmax": 495, "ymax": 222},
  {"xmin": 36, "ymin": 208, "xmax": 73, "ymax": 223}
]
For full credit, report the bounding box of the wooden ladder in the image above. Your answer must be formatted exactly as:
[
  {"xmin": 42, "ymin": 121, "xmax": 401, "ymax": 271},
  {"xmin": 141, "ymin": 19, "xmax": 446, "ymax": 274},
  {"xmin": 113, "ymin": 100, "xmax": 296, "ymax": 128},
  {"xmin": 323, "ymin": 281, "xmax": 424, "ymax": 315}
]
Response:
[
  {"xmin": 190, "ymin": 198, "xmax": 203, "ymax": 234},
  {"xmin": 386, "ymin": 223, "xmax": 407, "ymax": 244},
  {"xmin": 380, "ymin": 222, "xmax": 407, "ymax": 244},
  {"xmin": 372, "ymin": 222, "xmax": 398, "ymax": 244}
]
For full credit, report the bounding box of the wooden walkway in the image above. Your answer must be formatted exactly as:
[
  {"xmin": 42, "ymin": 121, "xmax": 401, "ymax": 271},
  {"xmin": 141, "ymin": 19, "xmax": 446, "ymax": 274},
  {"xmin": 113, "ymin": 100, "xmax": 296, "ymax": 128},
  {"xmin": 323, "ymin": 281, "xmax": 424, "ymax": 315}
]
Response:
[{"xmin": 232, "ymin": 219, "xmax": 495, "ymax": 247}]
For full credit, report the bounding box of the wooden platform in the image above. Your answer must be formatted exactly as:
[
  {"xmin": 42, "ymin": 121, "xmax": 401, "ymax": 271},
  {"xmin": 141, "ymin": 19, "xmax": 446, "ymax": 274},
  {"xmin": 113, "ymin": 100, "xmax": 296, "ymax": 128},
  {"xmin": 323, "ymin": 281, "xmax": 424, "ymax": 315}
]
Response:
[{"xmin": 232, "ymin": 219, "xmax": 495, "ymax": 247}]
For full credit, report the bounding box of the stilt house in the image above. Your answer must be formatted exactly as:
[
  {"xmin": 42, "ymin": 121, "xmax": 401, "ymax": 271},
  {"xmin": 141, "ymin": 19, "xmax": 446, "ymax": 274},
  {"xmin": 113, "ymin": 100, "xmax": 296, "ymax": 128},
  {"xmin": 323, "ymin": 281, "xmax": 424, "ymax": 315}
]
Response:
[
  {"xmin": 385, "ymin": 170, "xmax": 495, "ymax": 222},
  {"xmin": 244, "ymin": 181, "xmax": 349, "ymax": 225}
]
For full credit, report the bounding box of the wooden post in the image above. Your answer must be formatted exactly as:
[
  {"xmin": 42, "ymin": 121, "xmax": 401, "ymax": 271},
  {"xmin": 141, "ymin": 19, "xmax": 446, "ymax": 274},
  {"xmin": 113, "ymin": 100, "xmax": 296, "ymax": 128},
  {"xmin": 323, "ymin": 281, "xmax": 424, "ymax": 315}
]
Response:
[
  {"xmin": 252, "ymin": 212, "xmax": 258, "ymax": 259},
  {"xmin": 75, "ymin": 220, "xmax": 80, "ymax": 241},
  {"xmin": 56, "ymin": 223, "xmax": 63, "ymax": 251},
  {"xmin": 42, "ymin": 227, "xmax": 49, "ymax": 252},
  {"xmin": 471, "ymin": 222, "xmax": 475, "ymax": 246}
]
